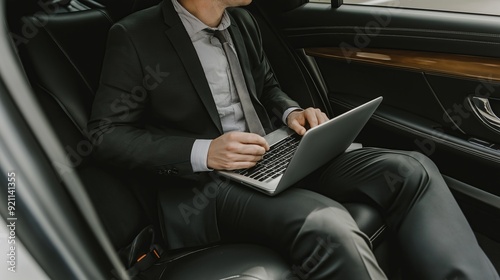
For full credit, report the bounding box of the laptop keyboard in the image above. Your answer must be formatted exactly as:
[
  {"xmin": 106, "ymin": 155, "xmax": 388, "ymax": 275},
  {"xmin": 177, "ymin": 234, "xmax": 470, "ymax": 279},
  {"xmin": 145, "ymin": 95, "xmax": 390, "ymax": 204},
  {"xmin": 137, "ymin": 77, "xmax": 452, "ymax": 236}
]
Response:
[{"xmin": 235, "ymin": 134, "xmax": 301, "ymax": 182}]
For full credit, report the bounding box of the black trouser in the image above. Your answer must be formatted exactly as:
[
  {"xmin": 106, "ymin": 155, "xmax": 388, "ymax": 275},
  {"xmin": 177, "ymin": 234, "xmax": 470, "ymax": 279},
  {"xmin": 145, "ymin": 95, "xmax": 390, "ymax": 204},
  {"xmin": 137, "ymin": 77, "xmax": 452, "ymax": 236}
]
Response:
[{"xmin": 215, "ymin": 148, "xmax": 499, "ymax": 280}]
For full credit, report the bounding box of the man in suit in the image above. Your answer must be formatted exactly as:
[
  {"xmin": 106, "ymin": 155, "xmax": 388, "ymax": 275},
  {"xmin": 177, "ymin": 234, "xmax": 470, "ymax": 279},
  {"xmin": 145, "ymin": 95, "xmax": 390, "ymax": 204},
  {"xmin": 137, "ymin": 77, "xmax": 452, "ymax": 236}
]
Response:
[{"xmin": 88, "ymin": 0, "xmax": 499, "ymax": 279}]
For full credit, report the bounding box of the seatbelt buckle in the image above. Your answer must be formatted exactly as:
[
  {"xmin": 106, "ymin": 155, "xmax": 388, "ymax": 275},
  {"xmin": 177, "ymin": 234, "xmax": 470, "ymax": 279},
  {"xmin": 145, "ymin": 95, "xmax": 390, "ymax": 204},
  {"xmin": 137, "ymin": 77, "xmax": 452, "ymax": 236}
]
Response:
[
  {"xmin": 136, "ymin": 244, "xmax": 163, "ymax": 266},
  {"xmin": 136, "ymin": 246, "xmax": 161, "ymax": 264},
  {"xmin": 117, "ymin": 226, "xmax": 164, "ymax": 278}
]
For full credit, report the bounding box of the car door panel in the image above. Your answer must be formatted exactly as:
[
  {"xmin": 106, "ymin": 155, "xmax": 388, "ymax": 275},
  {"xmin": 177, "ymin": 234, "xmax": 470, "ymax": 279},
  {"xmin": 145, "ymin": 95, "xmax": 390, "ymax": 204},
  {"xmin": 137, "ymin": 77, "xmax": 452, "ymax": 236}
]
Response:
[{"xmin": 259, "ymin": 1, "xmax": 500, "ymax": 243}]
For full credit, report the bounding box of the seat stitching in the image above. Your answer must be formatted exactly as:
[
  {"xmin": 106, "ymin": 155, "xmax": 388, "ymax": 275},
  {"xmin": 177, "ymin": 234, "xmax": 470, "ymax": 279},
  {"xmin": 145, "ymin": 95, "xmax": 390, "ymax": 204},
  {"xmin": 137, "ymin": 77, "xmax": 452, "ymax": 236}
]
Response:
[
  {"xmin": 95, "ymin": 8, "xmax": 114, "ymax": 24},
  {"xmin": 34, "ymin": 16, "xmax": 95, "ymax": 95},
  {"xmin": 220, "ymin": 275, "xmax": 264, "ymax": 280},
  {"xmin": 369, "ymin": 224, "xmax": 386, "ymax": 243},
  {"xmin": 35, "ymin": 83, "xmax": 87, "ymax": 135},
  {"xmin": 157, "ymin": 245, "xmax": 220, "ymax": 264}
]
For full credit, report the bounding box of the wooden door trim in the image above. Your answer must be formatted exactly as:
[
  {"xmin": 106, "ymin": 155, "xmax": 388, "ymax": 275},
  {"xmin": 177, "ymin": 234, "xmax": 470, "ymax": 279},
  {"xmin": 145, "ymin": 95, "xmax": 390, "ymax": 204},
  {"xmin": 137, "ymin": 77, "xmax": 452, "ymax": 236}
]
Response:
[{"xmin": 306, "ymin": 48, "xmax": 500, "ymax": 82}]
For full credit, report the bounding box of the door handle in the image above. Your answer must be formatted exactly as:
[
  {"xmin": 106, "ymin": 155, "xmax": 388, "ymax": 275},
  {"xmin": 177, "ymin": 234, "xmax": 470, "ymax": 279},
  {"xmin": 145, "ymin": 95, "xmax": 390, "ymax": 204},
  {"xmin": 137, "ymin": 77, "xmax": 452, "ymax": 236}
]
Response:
[{"xmin": 468, "ymin": 96, "xmax": 500, "ymax": 133}]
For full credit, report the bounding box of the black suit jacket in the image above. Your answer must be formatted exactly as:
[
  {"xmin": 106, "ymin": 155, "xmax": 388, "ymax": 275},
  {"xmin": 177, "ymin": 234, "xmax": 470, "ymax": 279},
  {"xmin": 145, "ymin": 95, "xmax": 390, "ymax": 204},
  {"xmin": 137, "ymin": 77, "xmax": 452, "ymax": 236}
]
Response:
[
  {"xmin": 88, "ymin": 0, "xmax": 299, "ymax": 175},
  {"xmin": 88, "ymin": 0, "xmax": 300, "ymax": 249}
]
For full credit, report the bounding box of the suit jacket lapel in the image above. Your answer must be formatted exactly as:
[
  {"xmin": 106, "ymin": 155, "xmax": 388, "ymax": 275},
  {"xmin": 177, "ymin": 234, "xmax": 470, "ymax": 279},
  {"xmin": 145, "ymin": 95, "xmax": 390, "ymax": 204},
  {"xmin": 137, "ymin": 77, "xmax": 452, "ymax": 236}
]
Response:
[{"xmin": 161, "ymin": 1, "xmax": 223, "ymax": 134}]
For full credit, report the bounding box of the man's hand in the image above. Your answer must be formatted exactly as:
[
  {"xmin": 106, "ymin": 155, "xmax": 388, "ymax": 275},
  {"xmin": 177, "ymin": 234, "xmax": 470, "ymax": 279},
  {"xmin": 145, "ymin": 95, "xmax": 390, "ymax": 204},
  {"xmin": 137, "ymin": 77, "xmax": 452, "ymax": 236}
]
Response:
[
  {"xmin": 208, "ymin": 132, "xmax": 270, "ymax": 170},
  {"xmin": 287, "ymin": 108, "xmax": 329, "ymax": 135}
]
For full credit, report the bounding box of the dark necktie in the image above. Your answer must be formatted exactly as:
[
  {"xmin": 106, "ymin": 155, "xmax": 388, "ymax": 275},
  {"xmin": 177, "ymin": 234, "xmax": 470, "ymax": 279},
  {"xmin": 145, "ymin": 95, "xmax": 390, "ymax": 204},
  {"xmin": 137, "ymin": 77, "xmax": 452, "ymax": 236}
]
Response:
[{"xmin": 212, "ymin": 30, "xmax": 266, "ymax": 136}]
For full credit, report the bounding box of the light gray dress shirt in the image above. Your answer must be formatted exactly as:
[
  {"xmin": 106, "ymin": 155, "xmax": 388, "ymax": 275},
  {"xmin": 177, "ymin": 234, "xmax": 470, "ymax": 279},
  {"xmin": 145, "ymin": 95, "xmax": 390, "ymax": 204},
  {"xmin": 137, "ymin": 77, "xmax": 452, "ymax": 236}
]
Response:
[{"xmin": 172, "ymin": 0, "xmax": 299, "ymax": 172}]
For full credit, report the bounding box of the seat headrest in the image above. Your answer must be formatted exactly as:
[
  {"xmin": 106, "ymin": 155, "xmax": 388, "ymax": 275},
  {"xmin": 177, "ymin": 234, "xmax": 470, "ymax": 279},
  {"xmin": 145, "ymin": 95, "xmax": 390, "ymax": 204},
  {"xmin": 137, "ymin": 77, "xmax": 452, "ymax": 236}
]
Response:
[
  {"xmin": 7, "ymin": 0, "xmax": 59, "ymax": 16},
  {"xmin": 79, "ymin": 0, "xmax": 161, "ymax": 20},
  {"xmin": 7, "ymin": 0, "xmax": 73, "ymax": 23},
  {"xmin": 20, "ymin": 9, "xmax": 113, "ymax": 132}
]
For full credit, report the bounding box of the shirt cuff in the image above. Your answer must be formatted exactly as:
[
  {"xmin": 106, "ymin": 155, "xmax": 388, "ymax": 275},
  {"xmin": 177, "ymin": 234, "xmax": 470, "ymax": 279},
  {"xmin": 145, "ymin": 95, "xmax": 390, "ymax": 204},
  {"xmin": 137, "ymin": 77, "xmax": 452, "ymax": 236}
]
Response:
[
  {"xmin": 282, "ymin": 107, "xmax": 303, "ymax": 125},
  {"xmin": 191, "ymin": 139, "xmax": 213, "ymax": 172}
]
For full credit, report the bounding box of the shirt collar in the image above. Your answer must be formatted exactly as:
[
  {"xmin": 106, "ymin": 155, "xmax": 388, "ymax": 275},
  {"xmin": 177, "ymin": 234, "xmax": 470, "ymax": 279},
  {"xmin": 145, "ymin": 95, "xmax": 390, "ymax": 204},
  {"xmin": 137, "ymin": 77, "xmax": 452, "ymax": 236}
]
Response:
[{"xmin": 172, "ymin": 0, "xmax": 231, "ymax": 38}]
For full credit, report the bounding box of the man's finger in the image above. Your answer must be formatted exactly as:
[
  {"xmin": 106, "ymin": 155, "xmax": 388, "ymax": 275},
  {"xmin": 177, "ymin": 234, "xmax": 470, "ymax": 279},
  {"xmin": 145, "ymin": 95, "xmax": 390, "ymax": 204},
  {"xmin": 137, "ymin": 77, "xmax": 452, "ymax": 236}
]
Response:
[
  {"xmin": 289, "ymin": 119, "xmax": 306, "ymax": 135},
  {"xmin": 238, "ymin": 144, "xmax": 267, "ymax": 156},
  {"xmin": 237, "ymin": 133, "xmax": 270, "ymax": 151},
  {"xmin": 317, "ymin": 111, "xmax": 329, "ymax": 124},
  {"xmin": 305, "ymin": 109, "xmax": 319, "ymax": 128}
]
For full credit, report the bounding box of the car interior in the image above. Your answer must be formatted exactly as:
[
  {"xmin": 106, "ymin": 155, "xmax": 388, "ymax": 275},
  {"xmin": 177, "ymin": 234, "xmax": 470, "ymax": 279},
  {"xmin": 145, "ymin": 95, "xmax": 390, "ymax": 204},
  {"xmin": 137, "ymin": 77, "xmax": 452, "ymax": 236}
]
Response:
[{"xmin": 1, "ymin": 0, "xmax": 499, "ymax": 279}]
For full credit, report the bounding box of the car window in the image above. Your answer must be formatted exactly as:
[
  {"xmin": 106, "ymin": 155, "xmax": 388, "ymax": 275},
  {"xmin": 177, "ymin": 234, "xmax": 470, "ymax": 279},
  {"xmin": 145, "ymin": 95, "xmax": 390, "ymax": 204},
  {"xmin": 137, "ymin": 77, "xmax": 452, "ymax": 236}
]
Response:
[{"xmin": 309, "ymin": 0, "xmax": 500, "ymax": 17}]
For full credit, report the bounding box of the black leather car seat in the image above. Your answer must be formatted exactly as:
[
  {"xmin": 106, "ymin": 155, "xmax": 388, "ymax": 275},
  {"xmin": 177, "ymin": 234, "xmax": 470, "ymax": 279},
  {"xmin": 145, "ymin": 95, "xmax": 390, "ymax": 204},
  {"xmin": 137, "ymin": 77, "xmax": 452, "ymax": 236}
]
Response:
[{"xmin": 9, "ymin": 1, "xmax": 290, "ymax": 279}]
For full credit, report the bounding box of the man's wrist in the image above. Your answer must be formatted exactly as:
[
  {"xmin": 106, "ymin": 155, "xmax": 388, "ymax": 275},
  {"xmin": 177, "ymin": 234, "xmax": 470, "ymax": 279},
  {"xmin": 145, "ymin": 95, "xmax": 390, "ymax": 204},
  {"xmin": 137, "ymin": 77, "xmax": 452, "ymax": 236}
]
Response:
[
  {"xmin": 282, "ymin": 107, "xmax": 303, "ymax": 125},
  {"xmin": 190, "ymin": 139, "xmax": 213, "ymax": 172}
]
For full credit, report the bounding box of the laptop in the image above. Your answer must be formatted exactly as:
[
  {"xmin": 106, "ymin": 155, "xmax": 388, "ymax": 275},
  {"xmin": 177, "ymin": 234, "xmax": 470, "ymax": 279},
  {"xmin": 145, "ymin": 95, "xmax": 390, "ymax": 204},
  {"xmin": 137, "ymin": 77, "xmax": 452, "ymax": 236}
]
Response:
[{"xmin": 217, "ymin": 96, "xmax": 383, "ymax": 196}]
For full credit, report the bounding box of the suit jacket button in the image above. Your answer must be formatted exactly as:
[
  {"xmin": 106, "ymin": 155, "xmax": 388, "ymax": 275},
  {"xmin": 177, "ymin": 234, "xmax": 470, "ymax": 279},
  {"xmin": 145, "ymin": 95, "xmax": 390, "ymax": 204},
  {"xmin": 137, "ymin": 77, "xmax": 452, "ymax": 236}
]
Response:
[
  {"xmin": 158, "ymin": 169, "xmax": 166, "ymax": 175},
  {"xmin": 167, "ymin": 168, "xmax": 178, "ymax": 175}
]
